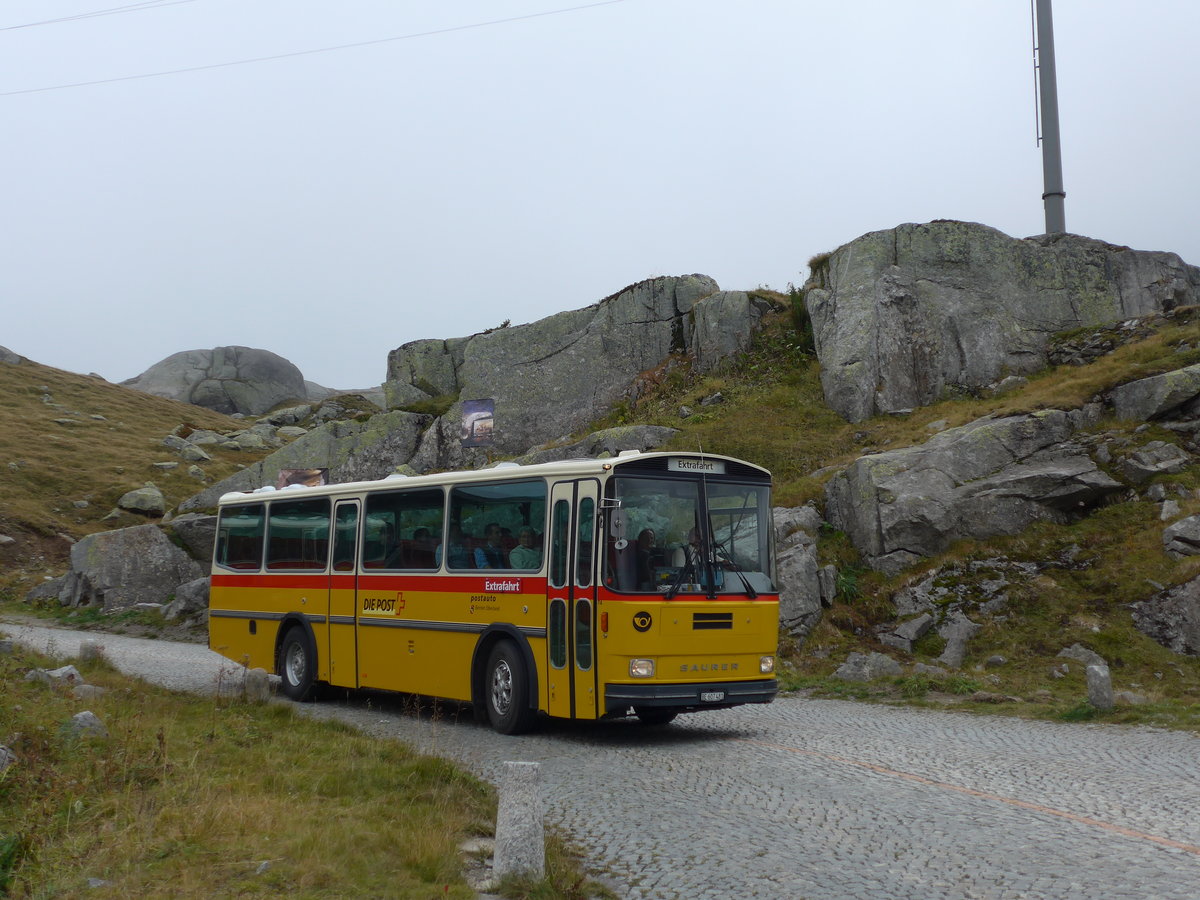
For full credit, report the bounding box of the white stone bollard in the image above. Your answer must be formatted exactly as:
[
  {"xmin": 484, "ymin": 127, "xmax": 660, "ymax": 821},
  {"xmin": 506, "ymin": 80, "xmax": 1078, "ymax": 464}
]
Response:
[
  {"xmin": 1087, "ymin": 664, "xmax": 1113, "ymax": 711},
  {"xmin": 494, "ymin": 761, "xmax": 545, "ymax": 880},
  {"xmin": 244, "ymin": 667, "xmax": 272, "ymax": 703}
]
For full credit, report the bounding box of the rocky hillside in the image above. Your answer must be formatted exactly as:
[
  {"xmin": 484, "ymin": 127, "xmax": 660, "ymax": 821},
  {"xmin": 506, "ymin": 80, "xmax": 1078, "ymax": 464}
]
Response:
[{"xmin": 4, "ymin": 220, "xmax": 1200, "ymax": 727}]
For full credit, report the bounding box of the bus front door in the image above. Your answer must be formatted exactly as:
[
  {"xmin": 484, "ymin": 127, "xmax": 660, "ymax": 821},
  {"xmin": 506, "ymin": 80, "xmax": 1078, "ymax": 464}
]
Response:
[
  {"xmin": 546, "ymin": 480, "xmax": 599, "ymax": 721},
  {"xmin": 327, "ymin": 500, "xmax": 360, "ymax": 688}
]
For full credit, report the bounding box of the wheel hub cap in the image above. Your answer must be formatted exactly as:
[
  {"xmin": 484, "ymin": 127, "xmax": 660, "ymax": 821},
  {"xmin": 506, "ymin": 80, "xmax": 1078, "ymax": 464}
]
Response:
[{"xmin": 491, "ymin": 660, "xmax": 513, "ymax": 715}]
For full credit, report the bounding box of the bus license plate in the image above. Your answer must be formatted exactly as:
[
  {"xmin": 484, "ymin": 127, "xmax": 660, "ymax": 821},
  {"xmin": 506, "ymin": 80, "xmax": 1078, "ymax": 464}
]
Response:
[{"xmin": 701, "ymin": 691, "xmax": 725, "ymax": 703}]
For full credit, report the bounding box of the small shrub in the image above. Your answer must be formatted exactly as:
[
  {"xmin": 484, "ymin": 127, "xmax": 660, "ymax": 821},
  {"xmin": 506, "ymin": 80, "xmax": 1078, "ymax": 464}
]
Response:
[
  {"xmin": 786, "ymin": 284, "xmax": 815, "ymax": 356},
  {"xmin": 807, "ymin": 251, "xmax": 833, "ymax": 287},
  {"xmin": 898, "ymin": 675, "xmax": 934, "ymax": 699},
  {"xmin": 943, "ymin": 676, "xmax": 982, "ymax": 696},
  {"xmin": 835, "ymin": 566, "xmax": 865, "ymax": 602},
  {"xmin": 911, "ymin": 631, "xmax": 946, "ymax": 658},
  {"xmin": 0, "ymin": 834, "xmax": 21, "ymax": 893},
  {"xmin": 1059, "ymin": 701, "xmax": 1100, "ymax": 722}
]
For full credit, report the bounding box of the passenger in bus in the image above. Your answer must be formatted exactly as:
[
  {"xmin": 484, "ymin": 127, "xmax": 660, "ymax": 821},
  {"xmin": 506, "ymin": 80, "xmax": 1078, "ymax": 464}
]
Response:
[
  {"xmin": 384, "ymin": 526, "xmax": 438, "ymax": 568},
  {"xmin": 508, "ymin": 526, "xmax": 541, "ymax": 569},
  {"xmin": 635, "ymin": 528, "xmax": 658, "ymax": 588},
  {"xmin": 412, "ymin": 526, "xmax": 437, "ymax": 559},
  {"xmin": 474, "ymin": 522, "xmax": 508, "ymax": 569},
  {"xmin": 438, "ymin": 523, "xmax": 473, "ymax": 569},
  {"xmin": 366, "ymin": 522, "xmax": 395, "ymax": 568}
]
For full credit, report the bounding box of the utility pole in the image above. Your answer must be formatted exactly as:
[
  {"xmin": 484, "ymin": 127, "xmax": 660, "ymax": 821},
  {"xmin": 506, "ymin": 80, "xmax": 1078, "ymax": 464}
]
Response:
[{"xmin": 1035, "ymin": 0, "xmax": 1066, "ymax": 234}]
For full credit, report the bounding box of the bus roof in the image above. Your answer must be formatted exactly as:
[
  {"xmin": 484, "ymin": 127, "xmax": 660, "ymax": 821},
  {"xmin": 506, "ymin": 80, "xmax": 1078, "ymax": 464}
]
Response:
[{"xmin": 216, "ymin": 450, "xmax": 770, "ymax": 506}]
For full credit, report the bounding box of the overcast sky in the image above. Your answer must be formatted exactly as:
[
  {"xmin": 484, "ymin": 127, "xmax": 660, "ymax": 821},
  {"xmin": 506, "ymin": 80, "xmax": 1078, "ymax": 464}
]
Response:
[{"xmin": 3, "ymin": 0, "xmax": 1197, "ymax": 390}]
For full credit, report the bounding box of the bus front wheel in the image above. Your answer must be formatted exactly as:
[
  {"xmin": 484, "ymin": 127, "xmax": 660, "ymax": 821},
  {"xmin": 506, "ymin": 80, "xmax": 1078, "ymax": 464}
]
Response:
[
  {"xmin": 485, "ymin": 640, "xmax": 536, "ymax": 735},
  {"xmin": 278, "ymin": 626, "xmax": 316, "ymax": 702}
]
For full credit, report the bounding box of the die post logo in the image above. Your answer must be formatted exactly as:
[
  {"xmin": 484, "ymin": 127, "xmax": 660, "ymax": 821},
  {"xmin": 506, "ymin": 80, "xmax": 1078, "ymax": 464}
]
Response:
[{"xmin": 362, "ymin": 592, "xmax": 403, "ymax": 615}]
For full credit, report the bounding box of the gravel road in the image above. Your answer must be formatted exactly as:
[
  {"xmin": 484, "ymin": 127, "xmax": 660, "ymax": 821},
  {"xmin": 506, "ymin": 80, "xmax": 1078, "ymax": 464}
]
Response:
[{"xmin": 6, "ymin": 622, "xmax": 1200, "ymax": 899}]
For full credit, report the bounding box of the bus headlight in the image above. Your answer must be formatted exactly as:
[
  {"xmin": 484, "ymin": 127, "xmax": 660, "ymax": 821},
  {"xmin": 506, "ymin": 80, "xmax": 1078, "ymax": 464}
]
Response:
[
  {"xmin": 629, "ymin": 658, "xmax": 655, "ymax": 678},
  {"xmin": 760, "ymin": 655, "xmax": 775, "ymax": 674}
]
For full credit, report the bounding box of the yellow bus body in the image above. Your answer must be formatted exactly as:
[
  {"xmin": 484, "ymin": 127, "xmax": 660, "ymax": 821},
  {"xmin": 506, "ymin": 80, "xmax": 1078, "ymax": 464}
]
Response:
[{"xmin": 208, "ymin": 452, "xmax": 779, "ymax": 732}]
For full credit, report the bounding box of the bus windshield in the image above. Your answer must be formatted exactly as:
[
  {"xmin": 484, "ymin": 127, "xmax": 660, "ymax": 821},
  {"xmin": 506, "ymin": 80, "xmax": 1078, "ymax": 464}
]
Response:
[{"xmin": 604, "ymin": 475, "xmax": 775, "ymax": 595}]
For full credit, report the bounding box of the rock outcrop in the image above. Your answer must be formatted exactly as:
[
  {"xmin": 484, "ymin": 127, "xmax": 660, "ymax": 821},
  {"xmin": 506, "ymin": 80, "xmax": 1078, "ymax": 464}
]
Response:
[
  {"xmin": 382, "ymin": 276, "xmax": 773, "ymax": 466},
  {"xmin": 117, "ymin": 483, "xmax": 166, "ymax": 517},
  {"xmin": 825, "ymin": 410, "xmax": 1124, "ymax": 573},
  {"xmin": 1111, "ymin": 363, "xmax": 1200, "ymax": 422},
  {"xmin": 1163, "ymin": 515, "xmax": 1200, "ymax": 559},
  {"xmin": 122, "ymin": 346, "xmax": 308, "ymax": 416},
  {"xmin": 1132, "ymin": 578, "xmax": 1200, "ymax": 656},
  {"xmin": 886, "ymin": 558, "xmax": 1041, "ymax": 666},
  {"xmin": 163, "ymin": 576, "xmax": 210, "ymax": 621},
  {"xmin": 833, "ymin": 651, "xmax": 902, "ymax": 682},
  {"xmin": 805, "ymin": 221, "xmax": 1200, "ymax": 422},
  {"xmin": 28, "ymin": 524, "xmax": 205, "ymax": 612},
  {"xmin": 167, "ymin": 513, "xmax": 219, "ymax": 561},
  {"xmin": 772, "ymin": 506, "xmax": 834, "ymax": 638},
  {"xmin": 179, "ymin": 410, "xmax": 430, "ymax": 512}
]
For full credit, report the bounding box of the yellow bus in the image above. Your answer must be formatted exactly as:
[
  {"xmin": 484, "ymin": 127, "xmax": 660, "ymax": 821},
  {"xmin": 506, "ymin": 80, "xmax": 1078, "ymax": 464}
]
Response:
[{"xmin": 208, "ymin": 451, "xmax": 779, "ymax": 733}]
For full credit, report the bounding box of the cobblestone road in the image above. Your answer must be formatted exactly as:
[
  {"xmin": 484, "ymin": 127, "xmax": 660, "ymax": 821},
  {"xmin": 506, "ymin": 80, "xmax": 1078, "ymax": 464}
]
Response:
[{"xmin": 6, "ymin": 623, "xmax": 1200, "ymax": 899}]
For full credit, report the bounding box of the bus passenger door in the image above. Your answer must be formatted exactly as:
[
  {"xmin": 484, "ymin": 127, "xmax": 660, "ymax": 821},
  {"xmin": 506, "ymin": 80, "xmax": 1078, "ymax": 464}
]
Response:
[
  {"xmin": 328, "ymin": 500, "xmax": 360, "ymax": 688},
  {"xmin": 546, "ymin": 480, "xmax": 599, "ymax": 720}
]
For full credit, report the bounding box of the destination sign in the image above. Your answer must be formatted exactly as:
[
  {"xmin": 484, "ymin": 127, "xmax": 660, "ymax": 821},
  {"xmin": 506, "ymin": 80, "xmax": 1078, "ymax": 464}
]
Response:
[{"xmin": 668, "ymin": 457, "xmax": 725, "ymax": 475}]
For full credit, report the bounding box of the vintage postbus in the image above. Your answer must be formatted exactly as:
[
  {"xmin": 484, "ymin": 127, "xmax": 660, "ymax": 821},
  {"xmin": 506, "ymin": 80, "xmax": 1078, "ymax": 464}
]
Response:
[{"xmin": 208, "ymin": 451, "xmax": 779, "ymax": 733}]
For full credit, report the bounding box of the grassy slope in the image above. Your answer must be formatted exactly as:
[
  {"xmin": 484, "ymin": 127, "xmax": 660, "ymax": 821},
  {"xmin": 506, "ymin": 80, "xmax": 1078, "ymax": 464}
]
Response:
[{"xmin": 0, "ymin": 359, "xmax": 257, "ymax": 601}]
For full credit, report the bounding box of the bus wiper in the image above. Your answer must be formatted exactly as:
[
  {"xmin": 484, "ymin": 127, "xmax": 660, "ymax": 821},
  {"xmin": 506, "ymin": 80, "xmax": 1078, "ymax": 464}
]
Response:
[
  {"xmin": 713, "ymin": 539, "xmax": 758, "ymax": 598},
  {"xmin": 696, "ymin": 530, "xmax": 719, "ymax": 600},
  {"xmin": 725, "ymin": 561, "xmax": 758, "ymax": 599}
]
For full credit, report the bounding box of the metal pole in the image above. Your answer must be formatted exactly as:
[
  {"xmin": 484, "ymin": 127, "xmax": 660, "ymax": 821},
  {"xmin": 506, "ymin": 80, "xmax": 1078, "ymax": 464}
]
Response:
[{"xmin": 1036, "ymin": 0, "xmax": 1066, "ymax": 233}]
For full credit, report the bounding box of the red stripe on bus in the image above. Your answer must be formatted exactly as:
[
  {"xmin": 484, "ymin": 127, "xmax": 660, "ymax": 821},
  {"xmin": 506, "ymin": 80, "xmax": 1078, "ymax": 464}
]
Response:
[
  {"xmin": 358, "ymin": 574, "xmax": 548, "ymax": 592},
  {"xmin": 209, "ymin": 573, "xmax": 773, "ymax": 601}
]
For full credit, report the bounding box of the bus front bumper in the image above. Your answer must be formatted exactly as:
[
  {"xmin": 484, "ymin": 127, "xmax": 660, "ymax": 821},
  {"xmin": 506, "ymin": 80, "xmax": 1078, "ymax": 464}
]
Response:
[{"xmin": 604, "ymin": 679, "xmax": 778, "ymax": 715}]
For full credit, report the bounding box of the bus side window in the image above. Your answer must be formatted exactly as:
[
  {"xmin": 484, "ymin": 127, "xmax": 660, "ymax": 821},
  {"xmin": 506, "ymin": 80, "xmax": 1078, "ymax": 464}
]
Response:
[
  {"xmin": 365, "ymin": 488, "xmax": 444, "ymax": 570},
  {"xmin": 575, "ymin": 497, "xmax": 594, "ymax": 588},
  {"xmin": 332, "ymin": 504, "xmax": 358, "ymax": 572},
  {"xmin": 266, "ymin": 498, "xmax": 331, "ymax": 571},
  {"xmin": 575, "ymin": 599, "xmax": 592, "ymax": 670},
  {"xmin": 549, "ymin": 499, "xmax": 570, "ymax": 588},
  {"xmin": 449, "ymin": 479, "xmax": 547, "ymax": 572},
  {"xmin": 549, "ymin": 599, "xmax": 567, "ymax": 668},
  {"xmin": 215, "ymin": 504, "xmax": 264, "ymax": 571}
]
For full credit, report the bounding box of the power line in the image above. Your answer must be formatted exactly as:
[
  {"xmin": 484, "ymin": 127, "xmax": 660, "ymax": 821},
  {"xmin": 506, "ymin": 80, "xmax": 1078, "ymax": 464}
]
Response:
[
  {"xmin": 1, "ymin": 0, "xmax": 197, "ymax": 32},
  {"xmin": 0, "ymin": 0, "xmax": 631, "ymax": 97}
]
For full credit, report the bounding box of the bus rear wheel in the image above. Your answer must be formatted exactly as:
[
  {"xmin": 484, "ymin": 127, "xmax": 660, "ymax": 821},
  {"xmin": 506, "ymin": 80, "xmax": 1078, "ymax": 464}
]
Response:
[
  {"xmin": 634, "ymin": 707, "xmax": 678, "ymax": 726},
  {"xmin": 485, "ymin": 640, "xmax": 536, "ymax": 735},
  {"xmin": 278, "ymin": 626, "xmax": 316, "ymax": 702}
]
